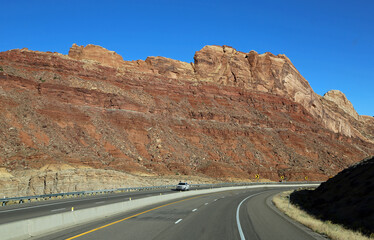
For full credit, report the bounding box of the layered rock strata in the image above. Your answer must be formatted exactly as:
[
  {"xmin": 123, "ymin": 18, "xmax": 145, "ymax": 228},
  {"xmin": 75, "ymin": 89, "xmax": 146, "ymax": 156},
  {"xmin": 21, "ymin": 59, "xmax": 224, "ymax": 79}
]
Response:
[{"xmin": 0, "ymin": 44, "xmax": 373, "ymax": 196}]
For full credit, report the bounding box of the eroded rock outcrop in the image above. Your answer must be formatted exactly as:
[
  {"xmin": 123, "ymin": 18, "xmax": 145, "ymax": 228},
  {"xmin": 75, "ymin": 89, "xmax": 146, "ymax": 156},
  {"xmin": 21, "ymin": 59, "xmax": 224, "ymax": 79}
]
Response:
[
  {"xmin": 68, "ymin": 43, "xmax": 125, "ymax": 68},
  {"xmin": 0, "ymin": 44, "xmax": 373, "ymax": 197},
  {"xmin": 145, "ymin": 56, "xmax": 195, "ymax": 80},
  {"xmin": 323, "ymin": 90, "xmax": 360, "ymax": 120},
  {"xmin": 191, "ymin": 45, "xmax": 358, "ymax": 138},
  {"xmin": 0, "ymin": 164, "xmax": 216, "ymax": 197}
]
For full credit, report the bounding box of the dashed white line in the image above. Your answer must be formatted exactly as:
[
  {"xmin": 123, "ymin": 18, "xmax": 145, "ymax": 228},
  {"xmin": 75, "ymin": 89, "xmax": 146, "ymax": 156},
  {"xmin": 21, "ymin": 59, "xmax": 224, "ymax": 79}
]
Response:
[
  {"xmin": 51, "ymin": 208, "xmax": 66, "ymax": 212},
  {"xmin": 175, "ymin": 219, "xmax": 183, "ymax": 224},
  {"xmin": 214, "ymin": 199, "xmax": 217, "ymax": 201},
  {"xmin": 192, "ymin": 208, "xmax": 197, "ymax": 212},
  {"xmin": 95, "ymin": 201, "xmax": 105, "ymax": 204},
  {"xmin": 204, "ymin": 203, "xmax": 208, "ymax": 205}
]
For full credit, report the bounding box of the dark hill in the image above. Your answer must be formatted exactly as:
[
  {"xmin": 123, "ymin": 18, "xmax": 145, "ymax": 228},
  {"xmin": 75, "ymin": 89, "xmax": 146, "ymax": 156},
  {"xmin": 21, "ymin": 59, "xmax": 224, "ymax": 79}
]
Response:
[{"xmin": 291, "ymin": 156, "xmax": 374, "ymax": 236}]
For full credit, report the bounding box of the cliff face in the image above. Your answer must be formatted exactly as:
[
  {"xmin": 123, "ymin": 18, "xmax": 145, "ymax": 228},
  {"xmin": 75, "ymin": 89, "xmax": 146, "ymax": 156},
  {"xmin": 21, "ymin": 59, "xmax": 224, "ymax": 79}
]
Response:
[
  {"xmin": 68, "ymin": 44, "xmax": 126, "ymax": 68},
  {"xmin": 0, "ymin": 44, "xmax": 373, "ymax": 196}
]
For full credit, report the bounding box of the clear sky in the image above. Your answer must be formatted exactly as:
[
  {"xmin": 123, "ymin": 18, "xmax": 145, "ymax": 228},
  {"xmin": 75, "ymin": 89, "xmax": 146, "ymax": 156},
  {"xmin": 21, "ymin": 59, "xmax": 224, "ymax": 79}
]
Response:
[{"xmin": 1, "ymin": 0, "xmax": 373, "ymax": 116}]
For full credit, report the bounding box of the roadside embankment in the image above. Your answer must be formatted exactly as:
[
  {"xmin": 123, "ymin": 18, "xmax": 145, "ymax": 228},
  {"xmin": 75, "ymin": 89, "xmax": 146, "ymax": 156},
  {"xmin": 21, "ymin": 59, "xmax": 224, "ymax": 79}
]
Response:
[
  {"xmin": 274, "ymin": 156, "xmax": 374, "ymax": 239},
  {"xmin": 273, "ymin": 191, "xmax": 371, "ymax": 240},
  {"xmin": 290, "ymin": 156, "xmax": 373, "ymax": 237}
]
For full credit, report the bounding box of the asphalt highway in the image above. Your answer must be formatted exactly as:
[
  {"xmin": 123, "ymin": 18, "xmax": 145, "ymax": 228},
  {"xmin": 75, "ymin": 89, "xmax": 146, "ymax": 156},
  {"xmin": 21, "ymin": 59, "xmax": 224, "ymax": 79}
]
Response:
[
  {"xmin": 35, "ymin": 187, "xmax": 327, "ymax": 240},
  {"xmin": 0, "ymin": 187, "xmax": 187, "ymax": 224}
]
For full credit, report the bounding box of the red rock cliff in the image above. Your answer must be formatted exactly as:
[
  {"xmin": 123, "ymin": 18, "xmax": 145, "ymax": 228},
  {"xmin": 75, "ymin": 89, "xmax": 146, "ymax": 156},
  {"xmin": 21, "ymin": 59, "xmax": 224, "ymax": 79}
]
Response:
[{"xmin": 0, "ymin": 44, "xmax": 373, "ymax": 195}]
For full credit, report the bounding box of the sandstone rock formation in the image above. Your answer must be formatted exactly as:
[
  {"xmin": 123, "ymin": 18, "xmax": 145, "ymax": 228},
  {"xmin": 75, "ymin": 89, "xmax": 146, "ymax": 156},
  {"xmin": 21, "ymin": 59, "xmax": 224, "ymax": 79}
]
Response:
[
  {"xmin": 0, "ymin": 44, "xmax": 373, "ymax": 197},
  {"xmin": 0, "ymin": 164, "xmax": 215, "ymax": 197},
  {"xmin": 323, "ymin": 90, "xmax": 360, "ymax": 120},
  {"xmin": 68, "ymin": 43, "xmax": 126, "ymax": 68}
]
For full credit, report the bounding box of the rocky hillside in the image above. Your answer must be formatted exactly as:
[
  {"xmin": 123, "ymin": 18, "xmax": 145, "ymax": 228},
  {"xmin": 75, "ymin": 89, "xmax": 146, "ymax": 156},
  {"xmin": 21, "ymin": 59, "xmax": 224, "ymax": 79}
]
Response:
[
  {"xmin": 0, "ymin": 44, "xmax": 373, "ymax": 196},
  {"xmin": 290, "ymin": 156, "xmax": 374, "ymax": 236}
]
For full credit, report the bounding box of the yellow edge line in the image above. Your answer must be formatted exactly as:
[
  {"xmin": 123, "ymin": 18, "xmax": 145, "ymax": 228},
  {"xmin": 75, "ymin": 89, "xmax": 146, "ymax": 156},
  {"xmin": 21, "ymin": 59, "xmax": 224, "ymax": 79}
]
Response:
[{"xmin": 65, "ymin": 195, "xmax": 201, "ymax": 240}]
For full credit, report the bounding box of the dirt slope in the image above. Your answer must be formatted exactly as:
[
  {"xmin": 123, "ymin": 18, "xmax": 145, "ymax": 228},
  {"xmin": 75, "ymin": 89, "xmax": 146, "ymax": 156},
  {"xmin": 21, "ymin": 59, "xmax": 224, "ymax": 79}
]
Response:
[{"xmin": 291, "ymin": 156, "xmax": 374, "ymax": 236}]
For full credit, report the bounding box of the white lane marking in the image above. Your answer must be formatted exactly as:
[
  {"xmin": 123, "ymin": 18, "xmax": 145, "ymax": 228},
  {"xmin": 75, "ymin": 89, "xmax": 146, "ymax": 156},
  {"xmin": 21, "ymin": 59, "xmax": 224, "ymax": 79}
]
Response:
[
  {"xmin": 236, "ymin": 192, "xmax": 262, "ymax": 240},
  {"xmin": 192, "ymin": 208, "xmax": 197, "ymax": 212},
  {"xmin": 204, "ymin": 203, "xmax": 208, "ymax": 205},
  {"xmin": 51, "ymin": 208, "xmax": 66, "ymax": 212},
  {"xmin": 95, "ymin": 201, "xmax": 105, "ymax": 204},
  {"xmin": 214, "ymin": 199, "xmax": 217, "ymax": 201},
  {"xmin": 175, "ymin": 219, "xmax": 183, "ymax": 224}
]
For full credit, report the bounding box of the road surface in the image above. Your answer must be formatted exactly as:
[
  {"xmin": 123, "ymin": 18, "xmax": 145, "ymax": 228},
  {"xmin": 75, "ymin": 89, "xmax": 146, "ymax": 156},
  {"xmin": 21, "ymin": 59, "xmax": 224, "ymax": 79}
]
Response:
[
  {"xmin": 35, "ymin": 187, "xmax": 326, "ymax": 240},
  {"xmin": 0, "ymin": 188, "xmax": 182, "ymax": 224}
]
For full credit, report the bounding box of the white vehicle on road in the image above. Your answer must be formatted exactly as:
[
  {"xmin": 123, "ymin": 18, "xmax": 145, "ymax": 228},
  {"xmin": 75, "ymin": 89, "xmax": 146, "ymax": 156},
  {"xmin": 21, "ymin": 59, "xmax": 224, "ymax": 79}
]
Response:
[{"xmin": 176, "ymin": 182, "xmax": 190, "ymax": 191}]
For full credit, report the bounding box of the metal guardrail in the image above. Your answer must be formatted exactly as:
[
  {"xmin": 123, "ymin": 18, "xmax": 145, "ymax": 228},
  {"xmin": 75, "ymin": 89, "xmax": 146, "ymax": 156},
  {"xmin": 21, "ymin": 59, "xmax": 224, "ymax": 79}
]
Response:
[{"xmin": 0, "ymin": 181, "xmax": 321, "ymax": 206}]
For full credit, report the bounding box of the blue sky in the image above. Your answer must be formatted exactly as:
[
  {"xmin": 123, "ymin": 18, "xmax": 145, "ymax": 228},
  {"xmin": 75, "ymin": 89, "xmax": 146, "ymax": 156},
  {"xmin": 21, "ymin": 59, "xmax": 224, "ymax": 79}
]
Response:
[{"xmin": 1, "ymin": 0, "xmax": 373, "ymax": 116}]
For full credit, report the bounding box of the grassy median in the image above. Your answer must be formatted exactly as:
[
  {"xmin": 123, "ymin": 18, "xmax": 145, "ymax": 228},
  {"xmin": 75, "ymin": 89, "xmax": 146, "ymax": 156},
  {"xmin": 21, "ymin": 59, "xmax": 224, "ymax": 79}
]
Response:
[{"xmin": 273, "ymin": 190, "xmax": 373, "ymax": 240}]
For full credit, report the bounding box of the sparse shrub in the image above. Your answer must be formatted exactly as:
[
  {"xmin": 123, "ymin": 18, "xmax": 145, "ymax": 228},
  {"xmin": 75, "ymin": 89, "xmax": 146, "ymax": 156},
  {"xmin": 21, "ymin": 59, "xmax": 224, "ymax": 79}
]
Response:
[
  {"xmin": 0, "ymin": 66, "xmax": 3, "ymax": 71},
  {"xmin": 39, "ymin": 77, "xmax": 46, "ymax": 83}
]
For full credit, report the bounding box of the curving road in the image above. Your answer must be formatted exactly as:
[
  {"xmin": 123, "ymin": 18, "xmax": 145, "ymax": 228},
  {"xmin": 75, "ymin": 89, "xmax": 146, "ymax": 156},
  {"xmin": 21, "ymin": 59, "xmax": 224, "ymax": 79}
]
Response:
[{"xmin": 35, "ymin": 187, "xmax": 326, "ymax": 240}]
